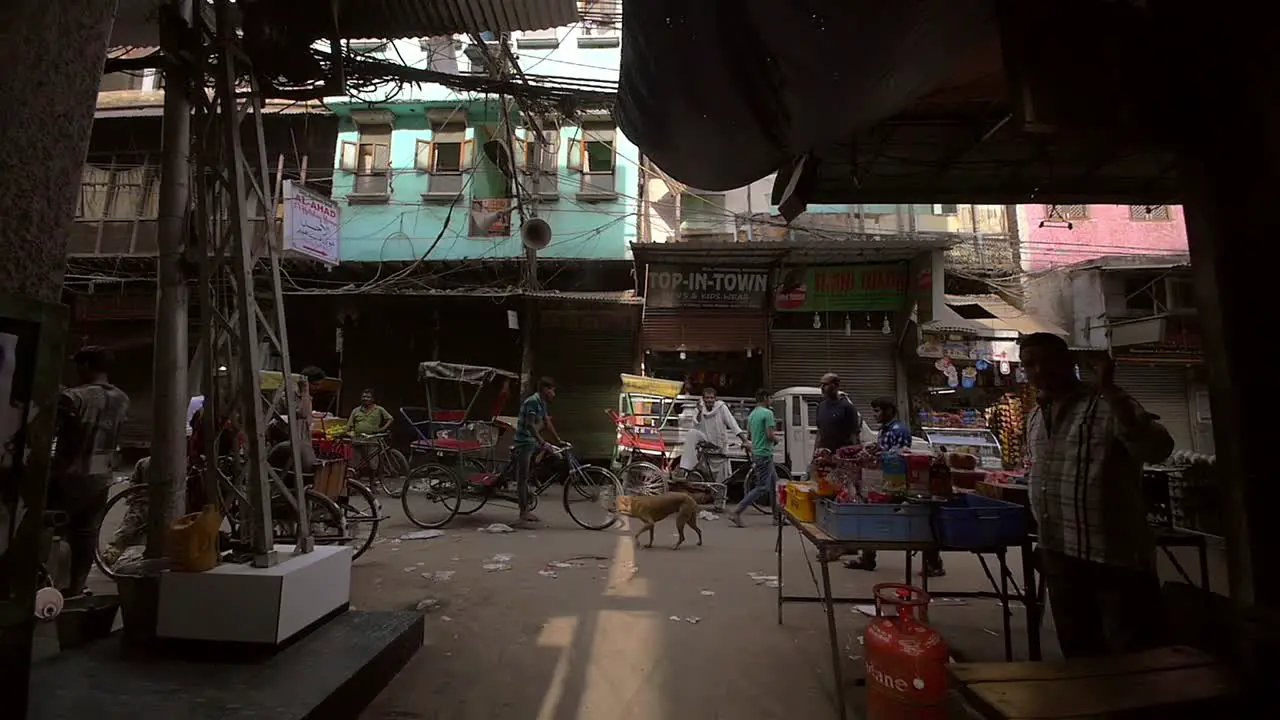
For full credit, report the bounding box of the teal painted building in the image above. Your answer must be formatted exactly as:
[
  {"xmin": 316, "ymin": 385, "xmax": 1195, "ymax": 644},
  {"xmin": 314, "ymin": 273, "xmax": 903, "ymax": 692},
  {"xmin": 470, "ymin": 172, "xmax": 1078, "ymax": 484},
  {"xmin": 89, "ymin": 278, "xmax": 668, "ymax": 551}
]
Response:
[{"xmin": 324, "ymin": 26, "xmax": 638, "ymax": 263}]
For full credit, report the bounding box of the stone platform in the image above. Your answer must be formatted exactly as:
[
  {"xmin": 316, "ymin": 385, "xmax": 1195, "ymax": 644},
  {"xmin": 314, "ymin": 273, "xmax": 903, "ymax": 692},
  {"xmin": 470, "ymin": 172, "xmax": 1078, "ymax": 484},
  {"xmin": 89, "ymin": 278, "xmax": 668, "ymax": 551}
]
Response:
[{"xmin": 28, "ymin": 611, "xmax": 423, "ymax": 719}]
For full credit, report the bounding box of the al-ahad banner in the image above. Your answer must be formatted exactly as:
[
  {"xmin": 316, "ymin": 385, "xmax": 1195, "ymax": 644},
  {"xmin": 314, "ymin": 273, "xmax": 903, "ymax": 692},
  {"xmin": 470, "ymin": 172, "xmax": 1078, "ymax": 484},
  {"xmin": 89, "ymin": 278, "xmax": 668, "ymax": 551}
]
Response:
[{"xmin": 774, "ymin": 264, "xmax": 909, "ymax": 312}]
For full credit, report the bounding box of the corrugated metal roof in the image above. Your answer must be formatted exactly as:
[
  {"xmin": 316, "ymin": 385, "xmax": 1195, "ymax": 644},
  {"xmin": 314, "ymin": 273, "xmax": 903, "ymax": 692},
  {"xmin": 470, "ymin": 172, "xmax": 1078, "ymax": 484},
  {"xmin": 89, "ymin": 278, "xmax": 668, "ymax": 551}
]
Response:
[
  {"xmin": 110, "ymin": 0, "xmax": 579, "ymax": 46},
  {"xmin": 931, "ymin": 293, "xmax": 1069, "ymax": 338}
]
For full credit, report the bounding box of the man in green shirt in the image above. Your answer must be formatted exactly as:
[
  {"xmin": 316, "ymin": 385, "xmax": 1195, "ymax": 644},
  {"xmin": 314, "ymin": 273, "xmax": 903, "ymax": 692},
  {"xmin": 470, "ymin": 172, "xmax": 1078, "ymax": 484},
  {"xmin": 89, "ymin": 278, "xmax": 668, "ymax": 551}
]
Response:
[
  {"xmin": 730, "ymin": 388, "xmax": 778, "ymax": 527},
  {"xmin": 349, "ymin": 388, "xmax": 393, "ymax": 475}
]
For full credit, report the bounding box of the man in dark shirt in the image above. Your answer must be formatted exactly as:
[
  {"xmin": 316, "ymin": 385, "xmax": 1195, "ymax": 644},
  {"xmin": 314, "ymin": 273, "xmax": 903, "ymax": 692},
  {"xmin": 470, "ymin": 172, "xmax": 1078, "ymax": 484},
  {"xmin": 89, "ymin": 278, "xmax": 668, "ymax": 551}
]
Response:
[
  {"xmin": 50, "ymin": 347, "xmax": 129, "ymax": 596},
  {"xmin": 815, "ymin": 373, "xmax": 860, "ymax": 451}
]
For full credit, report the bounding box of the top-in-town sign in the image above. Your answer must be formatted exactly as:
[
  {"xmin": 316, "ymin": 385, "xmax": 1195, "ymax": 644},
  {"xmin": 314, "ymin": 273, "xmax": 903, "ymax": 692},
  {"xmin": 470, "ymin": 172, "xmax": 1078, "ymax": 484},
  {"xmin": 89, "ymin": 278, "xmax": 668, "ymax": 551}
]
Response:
[{"xmin": 645, "ymin": 265, "xmax": 770, "ymax": 309}]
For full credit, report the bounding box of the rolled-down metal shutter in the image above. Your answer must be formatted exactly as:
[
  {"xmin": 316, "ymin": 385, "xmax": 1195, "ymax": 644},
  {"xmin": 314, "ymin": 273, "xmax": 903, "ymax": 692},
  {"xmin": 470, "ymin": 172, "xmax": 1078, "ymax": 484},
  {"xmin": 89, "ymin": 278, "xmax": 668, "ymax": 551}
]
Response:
[
  {"xmin": 538, "ymin": 318, "xmax": 638, "ymax": 462},
  {"xmin": 641, "ymin": 310, "xmax": 767, "ymax": 352},
  {"xmin": 1115, "ymin": 364, "xmax": 1193, "ymax": 453},
  {"xmin": 770, "ymin": 329, "xmax": 897, "ymax": 424}
]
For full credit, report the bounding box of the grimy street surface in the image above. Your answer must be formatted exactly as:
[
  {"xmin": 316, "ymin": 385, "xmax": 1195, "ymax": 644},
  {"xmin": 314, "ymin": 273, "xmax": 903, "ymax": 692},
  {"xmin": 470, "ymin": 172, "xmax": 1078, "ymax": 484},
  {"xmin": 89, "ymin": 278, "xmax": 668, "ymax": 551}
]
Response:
[{"xmin": 353, "ymin": 502, "xmax": 1054, "ymax": 720}]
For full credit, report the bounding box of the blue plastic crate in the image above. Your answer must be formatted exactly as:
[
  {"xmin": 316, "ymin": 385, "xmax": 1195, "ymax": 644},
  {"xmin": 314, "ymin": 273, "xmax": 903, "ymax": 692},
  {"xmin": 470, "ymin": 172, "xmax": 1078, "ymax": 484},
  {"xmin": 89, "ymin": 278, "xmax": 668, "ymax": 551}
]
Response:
[
  {"xmin": 933, "ymin": 494, "xmax": 1028, "ymax": 549},
  {"xmin": 815, "ymin": 500, "xmax": 934, "ymax": 543}
]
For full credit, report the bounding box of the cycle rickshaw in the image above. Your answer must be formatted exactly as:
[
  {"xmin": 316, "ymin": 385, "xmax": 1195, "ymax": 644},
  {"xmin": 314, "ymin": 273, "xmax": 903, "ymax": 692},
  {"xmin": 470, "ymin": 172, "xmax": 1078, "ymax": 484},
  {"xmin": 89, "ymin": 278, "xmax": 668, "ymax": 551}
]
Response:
[{"xmin": 400, "ymin": 361, "xmax": 622, "ymax": 530}]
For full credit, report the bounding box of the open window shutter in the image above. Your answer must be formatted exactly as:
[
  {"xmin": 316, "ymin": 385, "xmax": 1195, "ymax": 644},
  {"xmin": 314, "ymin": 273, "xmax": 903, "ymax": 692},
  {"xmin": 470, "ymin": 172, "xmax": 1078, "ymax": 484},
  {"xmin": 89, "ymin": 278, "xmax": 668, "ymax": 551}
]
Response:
[
  {"xmin": 373, "ymin": 143, "xmax": 391, "ymax": 176},
  {"xmin": 340, "ymin": 141, "xmax": 358, "ymax": 172},
  {"xmin": 415, "ymin": 140, "xmax": 433, "ymax": 172},
  {"xmin": 567, "ymin": 136, "xmax": 583, "ymax": 171},
  {"xmin": 461, "ymin": 139, "xmax": 475, "ymax": 169}
]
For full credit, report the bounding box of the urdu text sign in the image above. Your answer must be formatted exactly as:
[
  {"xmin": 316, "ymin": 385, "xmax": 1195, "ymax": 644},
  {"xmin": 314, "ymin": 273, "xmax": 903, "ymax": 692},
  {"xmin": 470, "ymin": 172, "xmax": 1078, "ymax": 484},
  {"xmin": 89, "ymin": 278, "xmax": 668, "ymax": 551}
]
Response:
[
  {"xmin": 646, "ymin": 265, "xmax": 769, "ymax": 309},
  {"xmin": 283, "ymin": 181, "xmax": 340, "ymax": 266}
]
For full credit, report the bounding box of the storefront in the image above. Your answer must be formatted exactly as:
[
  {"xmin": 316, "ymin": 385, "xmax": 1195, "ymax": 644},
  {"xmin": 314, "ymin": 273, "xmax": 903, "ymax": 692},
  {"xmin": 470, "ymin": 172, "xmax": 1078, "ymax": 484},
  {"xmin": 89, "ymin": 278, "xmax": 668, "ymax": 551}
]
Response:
[
  {"xmin": 537, "ymin": 299, "xmax": 641, "ymax": 462},
  {"xmin": 769, "ymin": 263, "xmax": 908, "ymax": 423},
  {"xmin": 640, "ymin": 264, "xmax": 769, "ymax": 397},
  {"xmin": 1114, "ymin": 361, "xmax": 1196, "ymax": 453}
]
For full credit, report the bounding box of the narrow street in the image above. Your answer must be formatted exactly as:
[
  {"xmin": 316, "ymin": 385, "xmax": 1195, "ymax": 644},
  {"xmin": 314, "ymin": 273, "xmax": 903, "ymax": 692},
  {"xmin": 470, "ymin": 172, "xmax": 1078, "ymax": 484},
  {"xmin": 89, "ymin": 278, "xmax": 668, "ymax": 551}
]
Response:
[{"xmin": 354, "ymin": 499, "xmax": 1049, "ymax": 720}]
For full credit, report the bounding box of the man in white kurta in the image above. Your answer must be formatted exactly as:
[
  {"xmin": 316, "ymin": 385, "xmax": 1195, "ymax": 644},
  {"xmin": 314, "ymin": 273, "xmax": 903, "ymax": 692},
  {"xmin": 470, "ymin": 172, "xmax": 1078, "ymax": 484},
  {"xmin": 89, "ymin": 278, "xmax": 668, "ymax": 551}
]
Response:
[{"xmin": 680, "ymin": 387, "xmax": 746, "ymax": 483}]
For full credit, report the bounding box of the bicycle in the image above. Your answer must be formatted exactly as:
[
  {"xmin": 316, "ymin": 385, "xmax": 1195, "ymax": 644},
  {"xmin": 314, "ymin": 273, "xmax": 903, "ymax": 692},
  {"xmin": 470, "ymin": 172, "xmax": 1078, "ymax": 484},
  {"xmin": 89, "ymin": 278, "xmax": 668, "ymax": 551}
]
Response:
[
  {"xmin": 94, "ymin": 453, "xmax": 357, "ymax": 580},
  {"xmin": 339, "ymin": 432, "xmax": 411, "ymax": 498},
  {"xmin": 401, "ymin": 442, "xmax": 622, "ymax": 531}
]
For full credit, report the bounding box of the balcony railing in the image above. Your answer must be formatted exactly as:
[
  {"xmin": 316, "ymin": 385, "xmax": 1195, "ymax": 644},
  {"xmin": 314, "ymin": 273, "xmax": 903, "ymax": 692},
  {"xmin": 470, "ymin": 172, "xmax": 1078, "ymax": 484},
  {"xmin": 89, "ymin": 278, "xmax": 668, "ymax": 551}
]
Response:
[{"xmin": 943, "ymin": 234, "xmax": 1017, "ymax": 270}]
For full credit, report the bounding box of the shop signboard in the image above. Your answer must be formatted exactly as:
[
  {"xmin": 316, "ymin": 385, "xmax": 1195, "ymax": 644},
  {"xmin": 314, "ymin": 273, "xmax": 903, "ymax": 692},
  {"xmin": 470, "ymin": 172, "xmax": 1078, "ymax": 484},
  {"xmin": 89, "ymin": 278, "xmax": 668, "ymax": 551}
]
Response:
[
  {"xmin": 645, "ymin": 265, "xmax": 769, "ymax": 309},
  {"xmin": 916, "ymin": 332, "xmax": 1018, "ymax": 363},
  {"xmin": 774, "ymin": 264, "xmax": 908, "ymax": 312},
  {"xmin": 282, "ymin": 180, "xmax": 341, "ymax": 266}
]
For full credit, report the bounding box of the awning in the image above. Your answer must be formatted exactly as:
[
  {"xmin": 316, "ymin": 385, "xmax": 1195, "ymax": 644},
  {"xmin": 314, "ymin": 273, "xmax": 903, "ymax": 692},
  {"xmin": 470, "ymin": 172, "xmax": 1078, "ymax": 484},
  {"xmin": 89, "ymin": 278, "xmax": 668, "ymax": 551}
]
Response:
[
  {"xmin": 111, "ymin": 0, "xmax": 579, "ymax": 47},
  {"xmin": 920, "ymin": 294, "xmax": 1067, "ymax": 339}
]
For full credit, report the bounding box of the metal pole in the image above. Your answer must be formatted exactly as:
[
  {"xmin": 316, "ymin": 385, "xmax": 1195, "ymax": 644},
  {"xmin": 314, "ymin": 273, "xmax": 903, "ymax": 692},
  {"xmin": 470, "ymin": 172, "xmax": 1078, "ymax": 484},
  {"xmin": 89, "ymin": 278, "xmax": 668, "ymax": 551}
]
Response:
[{"xmin": 147, "ymin": 0, "xmax": 194, "ymax": 557}]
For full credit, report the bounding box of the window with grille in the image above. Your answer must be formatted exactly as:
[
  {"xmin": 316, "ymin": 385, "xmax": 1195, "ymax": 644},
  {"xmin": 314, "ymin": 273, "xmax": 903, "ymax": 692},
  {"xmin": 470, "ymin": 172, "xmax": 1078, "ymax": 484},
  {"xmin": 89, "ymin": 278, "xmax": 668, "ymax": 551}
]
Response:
[
  {"xmin": 520, "ymin": 129, "xmax": 561, "ymax": 198},
  {"xmin": 568, "ymin": 123, "xmax": 617, "ymax": 198},
  {"xmin": 1129, "ymin": 205, "xmax": 1172, "ymax": 221},
  {"xmin": 679, "ymin": 193, "xmax": 727, "ymax": 236},
  {"xmin": 578, "ymin": 0, "xmax": 621, "ymax": 47},
  {"xmin": 415, "ymin": 126, "xmax": 472, "ymax": 198},
  {"xmin": 1046, "ymin": 204, "xmax": 1088, "ymax": 220},
  {"xmin": 340, "ymin": 124, "xmax": 393, "ymax": 199},
  {"xmin": 77, "ymin": 160, "xmax": 160, "ymax": 220}
]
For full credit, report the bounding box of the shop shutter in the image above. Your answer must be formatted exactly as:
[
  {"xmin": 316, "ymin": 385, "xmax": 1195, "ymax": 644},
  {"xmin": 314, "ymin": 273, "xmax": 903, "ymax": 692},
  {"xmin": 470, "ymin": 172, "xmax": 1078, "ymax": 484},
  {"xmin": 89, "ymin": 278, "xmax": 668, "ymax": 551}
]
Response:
[
  {"xmin": 1114, "ymin": 364, "xmax": 1194, "ymax": 453},
  {"xmin": 538, "ymin": 312, "xmax": 638, "ymax": 462},
  {"xmin": 770, "ymin": 329, "xmax": 897, "ymax": 425},
  {"xmin": 641, "ymin": 310, "xmax": 767, "ymax": 352}
]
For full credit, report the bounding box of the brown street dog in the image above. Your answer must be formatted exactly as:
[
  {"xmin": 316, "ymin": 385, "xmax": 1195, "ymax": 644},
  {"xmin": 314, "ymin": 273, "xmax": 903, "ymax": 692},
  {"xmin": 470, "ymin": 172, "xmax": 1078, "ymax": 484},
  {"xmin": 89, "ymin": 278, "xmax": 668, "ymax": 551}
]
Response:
[{"xmin": 617, "ymin": 492, "xmax": 703, "ymax": 550}]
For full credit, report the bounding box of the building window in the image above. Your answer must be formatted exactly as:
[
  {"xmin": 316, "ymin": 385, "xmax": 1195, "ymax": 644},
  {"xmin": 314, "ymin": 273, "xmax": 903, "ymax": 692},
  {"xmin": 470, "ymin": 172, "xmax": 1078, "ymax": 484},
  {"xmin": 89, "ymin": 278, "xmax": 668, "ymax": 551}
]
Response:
[
  {"xmin": 578, "ymin": 0, "xmax": 621, "ymax": 48},
  {"xmin": 1045, "ymin": 204, "xmax": 1088, "ymax": 220},
  {"xmin": 679, "ymin": 193, "xmax": 727, "ymax": 236},
  {"xmin": 931, "ymin": 203, "xmax": 958, "ymax": 215},
  {"xmin": 1129, "ymin": 204, "xmax": 1172, "ymax": 221},
  {"xmin": 568, "ymin": 123, "xmax": 617, "ymax": 198},
  {"xmin": 516, "ymin": 28, "xmax": 560, "ymax": 49},
  {"xmin": 520, "ymin": 129, "xmax": 561, "ymax": 199},
  {"xmin": 340, "ymin": 124, "xmax": 392, "ymax": 200},
  {"xmin": 415, "ymin": 125, "xmax": 472, "ymax": 199},
  {"xmin": 77, "ymin": 161, "xmax": 160, "ymax": 220}
]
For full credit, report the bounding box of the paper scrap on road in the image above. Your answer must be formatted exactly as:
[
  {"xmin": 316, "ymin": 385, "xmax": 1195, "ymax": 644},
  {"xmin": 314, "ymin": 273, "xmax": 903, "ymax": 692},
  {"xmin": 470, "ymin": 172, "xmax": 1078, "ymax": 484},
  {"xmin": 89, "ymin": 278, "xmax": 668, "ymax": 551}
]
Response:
[
  {"xmin": 548, "ymin": 561, "xmax": 577, "ymax": 569},
  {"xmin": 415, "ymin": 598, "xmax": 442, "ymax": 612},
  {"xmin": 488, "ymin": 553, "xmax": 515, "ymax": 563},
  {"xmin": 478, "ymin": 523, "xmax": 516, "ymax": 533},
  {"xmin": 669, "ymin": 616, "xmax": 682, "ymax": 621},
  {"xmin": 422, "ymin": 570, "xmax": 455, "ymax": 583},
  {"xmin": 401, "ymin": 529, "xmax": 445, "ymax": 541},
  {"xmin": 566, "ymin": 554, "xmax": 609, "ymax": 562},
  {"xmin": 538, "ymin": 570, "xmax": 559, "ymax": 578},
  {"xmin": 700, "ymin": 590, "xmax": 716, "ymax": 596},
  {"xmin": 483, "ymin": 563, "xmax": 512, "ymax": 572},
  {"xmin": 748, "ymin": 572, "xmax": 779, "ymax": 586},
  {"xmin": 685, "ymin": 617, "xmax": 701, "ymax": 624},
  {"xmin": 698, "ymin": 510, "xmax": 720, "ymax": 521}
]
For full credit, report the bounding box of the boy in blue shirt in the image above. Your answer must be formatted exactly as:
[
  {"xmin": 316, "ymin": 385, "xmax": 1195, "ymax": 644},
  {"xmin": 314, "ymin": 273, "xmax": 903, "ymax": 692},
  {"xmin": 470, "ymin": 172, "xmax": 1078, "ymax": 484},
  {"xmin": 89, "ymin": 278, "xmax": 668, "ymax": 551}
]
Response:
[
  {"xmin": 730, "ymin": 389, "xmax": 778, "ymax": 527},
  {"xmin": 513, "ymin": 377, "xmax": 562, "ymax": 525}
]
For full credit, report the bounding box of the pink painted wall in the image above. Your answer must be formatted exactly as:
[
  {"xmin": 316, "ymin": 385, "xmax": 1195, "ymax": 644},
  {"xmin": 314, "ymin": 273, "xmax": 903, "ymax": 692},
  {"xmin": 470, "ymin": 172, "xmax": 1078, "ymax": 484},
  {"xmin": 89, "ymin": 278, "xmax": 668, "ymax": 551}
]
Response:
[{"xmin": 1018, "ymin": 204, "xmax": 1188, "ymax": 270}]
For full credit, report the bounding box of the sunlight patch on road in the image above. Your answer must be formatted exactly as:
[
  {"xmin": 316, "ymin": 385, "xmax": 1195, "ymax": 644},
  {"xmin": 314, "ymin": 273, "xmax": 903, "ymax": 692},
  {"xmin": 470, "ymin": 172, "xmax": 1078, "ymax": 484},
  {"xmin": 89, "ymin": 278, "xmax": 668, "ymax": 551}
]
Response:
[
  {"xmin": 605, "ymin": 517, "xmax": 649, "ymax": 598},
  {"xmin": 534, "ymin": 616, "xmax": 578, "ymax": 720},
  {"xmin": 575, "ymin": 609, "xmax": 665, "ymax": 720}
]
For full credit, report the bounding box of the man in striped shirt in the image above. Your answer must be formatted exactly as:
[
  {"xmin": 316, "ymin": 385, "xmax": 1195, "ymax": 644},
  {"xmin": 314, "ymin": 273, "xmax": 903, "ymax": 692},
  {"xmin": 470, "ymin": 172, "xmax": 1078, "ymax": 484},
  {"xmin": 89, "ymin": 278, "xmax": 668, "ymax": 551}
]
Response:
[{"xmin": 1020, "ymin": 333, "xmax": 1173, "ymax": 658}]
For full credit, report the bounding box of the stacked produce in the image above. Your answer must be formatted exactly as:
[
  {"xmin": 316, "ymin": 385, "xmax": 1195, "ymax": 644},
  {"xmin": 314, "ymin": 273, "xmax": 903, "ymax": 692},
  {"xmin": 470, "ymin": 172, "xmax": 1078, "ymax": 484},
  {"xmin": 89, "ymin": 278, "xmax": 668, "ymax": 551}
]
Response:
[
  {"xmin": 986, "ymin": 393, "xmax": 1027, "ymax": 468},
  {"xmin": 813, "ymin": 446, "xmax": 872, "ymax": 502}
]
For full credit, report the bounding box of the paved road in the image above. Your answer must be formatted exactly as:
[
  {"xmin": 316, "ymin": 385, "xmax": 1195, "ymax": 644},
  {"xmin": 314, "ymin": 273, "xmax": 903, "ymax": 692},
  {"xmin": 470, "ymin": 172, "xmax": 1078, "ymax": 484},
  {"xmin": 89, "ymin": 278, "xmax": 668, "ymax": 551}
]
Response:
[{"xmin": 355, "ymin": 496, "xmax": 1049, "ymax": 720}]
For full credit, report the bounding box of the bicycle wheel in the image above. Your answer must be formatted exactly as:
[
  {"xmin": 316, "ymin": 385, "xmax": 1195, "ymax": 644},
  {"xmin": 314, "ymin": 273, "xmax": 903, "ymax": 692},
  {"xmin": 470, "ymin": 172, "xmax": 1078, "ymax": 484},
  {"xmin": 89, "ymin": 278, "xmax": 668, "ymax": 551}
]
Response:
[
  {"xmin": 451, "ymin": 456, "xmax": 490, "ymax": 515},
  {"xmin": 401, "ymin": 462, "xmax": 463, "ymax": 529},
  {"xmin": 563, "ymin": 464, "xmax": 622, "ymax": 531},
  {"xmin": 338, "ymin": 479, "xmax": 380, "ymax": 560},
  {"xmin": 376, "ymin": 449, "xmax": 412, "ymax": 498},
  {"xmin": 619, "ymin": 460, "xmax": 668, "ymax": 496},
  {"xmin": 93, "ymin": 483, "xmax": 148, "ymax": 580},
  {"xmin": 273, "ymin": 490, "xmax": 347, "ymax": 552}
]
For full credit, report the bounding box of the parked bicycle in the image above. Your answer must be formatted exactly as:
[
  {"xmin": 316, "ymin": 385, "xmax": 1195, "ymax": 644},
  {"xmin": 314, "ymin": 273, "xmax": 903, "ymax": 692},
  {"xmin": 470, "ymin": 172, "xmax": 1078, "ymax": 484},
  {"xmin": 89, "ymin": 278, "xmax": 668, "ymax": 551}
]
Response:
[{"xmin": 339, "ymin": 432, "xmax": 411, "ymax": 498}]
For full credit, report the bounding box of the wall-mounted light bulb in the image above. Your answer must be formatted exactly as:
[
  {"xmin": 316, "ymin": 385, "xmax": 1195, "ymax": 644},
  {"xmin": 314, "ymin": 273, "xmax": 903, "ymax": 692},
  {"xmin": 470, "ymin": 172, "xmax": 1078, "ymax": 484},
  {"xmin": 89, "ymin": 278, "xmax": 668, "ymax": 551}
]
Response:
[
  {"xmin": 813, "ymin": 312, "xmax": 822, "ymax": 330},
  {"xmin": 844, "ymin": 314, "xmax": 852, "ymax": 337},
  {"xmin": 865, "ymin": 312, "xmax": 872, "ymax": 327},
  {"xmin": 679, "ymin": 350, "xmax": 687, "ymax": 360},
  {"xmin": 882, "ymin": 315, "xmax": 892, "ymax": 335},
  {"xmin": 746, "ymin": 347, "xmax": 753, "ymax": 358}
]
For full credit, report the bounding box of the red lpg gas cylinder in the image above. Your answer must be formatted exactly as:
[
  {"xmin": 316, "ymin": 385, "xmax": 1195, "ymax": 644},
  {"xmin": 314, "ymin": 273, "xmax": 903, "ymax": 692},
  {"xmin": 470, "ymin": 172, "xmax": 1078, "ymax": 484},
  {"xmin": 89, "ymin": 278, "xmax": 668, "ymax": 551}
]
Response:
[{"xmin": 863, "ymin": 584, "xmax": 949, "ymax": 719}]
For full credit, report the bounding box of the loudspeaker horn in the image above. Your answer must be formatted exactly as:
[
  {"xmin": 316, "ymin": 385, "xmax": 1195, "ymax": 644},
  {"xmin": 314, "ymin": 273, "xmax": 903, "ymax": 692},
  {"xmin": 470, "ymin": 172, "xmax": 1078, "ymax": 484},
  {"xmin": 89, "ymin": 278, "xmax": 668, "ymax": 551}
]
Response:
[{"xmin": 521, "ymin": 217, "xmax": 552, "ymax": 251}]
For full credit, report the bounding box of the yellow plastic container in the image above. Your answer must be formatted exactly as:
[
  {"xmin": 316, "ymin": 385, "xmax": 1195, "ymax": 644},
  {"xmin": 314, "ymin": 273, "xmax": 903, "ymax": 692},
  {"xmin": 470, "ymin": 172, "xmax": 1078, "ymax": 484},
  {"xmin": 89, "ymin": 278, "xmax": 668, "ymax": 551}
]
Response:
[
  {"xmin": 167, "ymin": 505, "xmax": 221, "ymax": 573},
  {"xmin": 785, "ymin": 482, "xmax": 818, "ymax": 523}
]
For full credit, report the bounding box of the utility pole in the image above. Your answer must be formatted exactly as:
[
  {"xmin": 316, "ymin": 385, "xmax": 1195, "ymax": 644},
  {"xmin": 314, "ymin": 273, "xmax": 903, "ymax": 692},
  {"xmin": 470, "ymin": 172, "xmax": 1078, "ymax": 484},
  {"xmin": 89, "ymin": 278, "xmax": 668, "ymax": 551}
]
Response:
[{"xmin": 147, "ymin": 0, "xmax": 194, "ymax": 557}]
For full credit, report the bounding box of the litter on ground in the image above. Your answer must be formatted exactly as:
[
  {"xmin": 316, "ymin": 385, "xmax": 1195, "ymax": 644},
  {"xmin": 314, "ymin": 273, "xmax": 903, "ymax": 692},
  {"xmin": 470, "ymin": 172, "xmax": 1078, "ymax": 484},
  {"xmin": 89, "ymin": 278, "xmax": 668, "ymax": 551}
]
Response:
[
  {"xmin": 478, "ymin": 523, "xmax": 516, "ymax": 534},
  {"xmin": 700, "ymin": 590, "xmax": 716, "ymax": 596},
  {"xmin": 698, "ymin": 510, "xmax": 720, "ymax": 521},
  {"xmin": 538, "ymin": 570, "xmax": 559, "ymax": 578},
  {"xmin": 401, "ymin": 529, "xmax": 445, "ymax": 541},
  {"xmin": 483, "ymin": 563, "xmax": 512, "ymax": 572},
  {"xmin": 421, "ymin": 571, "xmax": 455, "ymax": 583}
]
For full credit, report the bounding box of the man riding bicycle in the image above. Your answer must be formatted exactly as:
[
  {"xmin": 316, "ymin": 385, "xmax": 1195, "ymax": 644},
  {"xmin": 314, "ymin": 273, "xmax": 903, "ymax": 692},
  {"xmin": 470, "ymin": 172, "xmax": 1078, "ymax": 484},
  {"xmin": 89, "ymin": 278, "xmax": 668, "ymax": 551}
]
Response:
[{"xmin": 347, "ymin": 388, "xmax": 393, "ymax": 476}]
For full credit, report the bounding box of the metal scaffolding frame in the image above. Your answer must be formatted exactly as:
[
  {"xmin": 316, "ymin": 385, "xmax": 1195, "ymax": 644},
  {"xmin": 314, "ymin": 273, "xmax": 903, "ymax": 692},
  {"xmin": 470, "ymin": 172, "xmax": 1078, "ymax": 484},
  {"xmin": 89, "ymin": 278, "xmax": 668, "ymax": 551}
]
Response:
[{"xmin": 184, "ymin": 0, "xmax": 312, "ymax": 566}]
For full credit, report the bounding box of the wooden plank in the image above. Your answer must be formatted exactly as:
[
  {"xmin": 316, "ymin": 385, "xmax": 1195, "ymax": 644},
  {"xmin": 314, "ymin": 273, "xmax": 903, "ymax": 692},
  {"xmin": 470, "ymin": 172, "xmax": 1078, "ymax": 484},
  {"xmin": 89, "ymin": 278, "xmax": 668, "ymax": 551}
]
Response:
[
  {"xmin": 962, "ymin": 664, "xmax": 1237, "ymax": 719},
  {"xmin": 948, "ymin": 646, "xmax": 1215, "ymax": 685}
]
